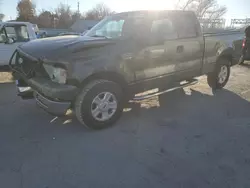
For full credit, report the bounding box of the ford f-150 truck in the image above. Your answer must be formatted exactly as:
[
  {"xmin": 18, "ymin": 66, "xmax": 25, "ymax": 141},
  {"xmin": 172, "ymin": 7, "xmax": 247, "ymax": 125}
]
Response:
[
  {"xmin": 0, "ymin": 22, "xmax": 37, "ymax": 66},
  {"xmin": 10, "ymin": 10, "xmax": 241, "ymax": 129}
]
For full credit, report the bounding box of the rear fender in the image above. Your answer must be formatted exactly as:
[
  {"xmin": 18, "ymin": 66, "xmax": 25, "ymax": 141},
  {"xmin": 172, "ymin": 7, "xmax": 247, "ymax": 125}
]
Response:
[{"xmin": 216, "ymin": 47, "xmax": 233, "ymax": 65}]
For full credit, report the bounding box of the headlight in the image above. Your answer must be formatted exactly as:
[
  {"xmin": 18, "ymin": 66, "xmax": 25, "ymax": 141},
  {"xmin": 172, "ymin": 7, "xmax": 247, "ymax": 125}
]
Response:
[
  {"xmin": 53, "ymin": 67, "xmax": 67, "ymax": 84},
  {"xmin": 43, "ymin": 64, "xmax": 67, "ymax": 84}
]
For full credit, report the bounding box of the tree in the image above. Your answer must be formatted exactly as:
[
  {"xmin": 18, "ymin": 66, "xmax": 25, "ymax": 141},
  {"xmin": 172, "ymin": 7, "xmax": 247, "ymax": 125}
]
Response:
[
  {"xmin": 85, "ymin": 3, "xmax": 113, "ymax": 20},
  {"xmin": 0, "ymin": 13, "xmax": 4, "ymax": 21},
  {"xmin": 175, "ymin": 0, "xmax": 227, "ymax": 20},
  {"xmin": 55, "ymin": 3, "xmax": 73, "ymax": 28},
  {"xmin": 37, "ymin": 10, "xmax": 53, "ymax": 28},
  {"xmin": 16, "ymin": 0, "xmax": 36, "ymax": 22},
  {"xmin": 0, "ymin": 0, "xmax": 4, "ymax": 21},
  {"xmin": 71, "ymin": 11, "xmax": 81, "ymax": 24}
]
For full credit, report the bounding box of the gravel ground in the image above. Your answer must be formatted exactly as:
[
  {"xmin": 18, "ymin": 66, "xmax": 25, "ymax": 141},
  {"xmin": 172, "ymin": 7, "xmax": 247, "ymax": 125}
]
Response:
[{"xmin": 0, "ymin": 64, "xmax": 250, "ymax": 188}]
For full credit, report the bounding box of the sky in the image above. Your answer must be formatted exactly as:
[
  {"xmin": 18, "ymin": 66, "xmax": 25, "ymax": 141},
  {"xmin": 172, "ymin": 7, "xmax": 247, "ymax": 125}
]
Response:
[{"xmin": 1, "ymin": 0, "xmax": 250, "ymax": 24}]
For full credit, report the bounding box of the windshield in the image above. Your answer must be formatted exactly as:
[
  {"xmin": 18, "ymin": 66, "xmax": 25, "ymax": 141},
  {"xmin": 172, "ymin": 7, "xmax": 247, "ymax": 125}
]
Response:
[
  {"xmin": 86, "ymin": 14, "xmax": 152, "ymax": 40},
  {"xmin": 86, "ymin": 16, "xmax": 126, "ymax": 39}
]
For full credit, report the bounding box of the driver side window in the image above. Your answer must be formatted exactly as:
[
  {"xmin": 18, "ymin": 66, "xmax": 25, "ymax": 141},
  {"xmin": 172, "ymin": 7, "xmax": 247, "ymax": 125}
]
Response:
[
  {"xmin": 96, "ymin": 19, "xmax": 125, "ymax": 38},
  {"xmin": 151, "ymin": 18, "xmax": 178, "ymax": 40}
]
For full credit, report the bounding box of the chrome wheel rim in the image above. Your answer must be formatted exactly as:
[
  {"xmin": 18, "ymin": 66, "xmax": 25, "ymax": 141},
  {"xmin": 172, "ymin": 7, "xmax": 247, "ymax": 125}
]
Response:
[
  {"xmin": 218, "ymin": 65, "xmax": 228, "ymax": 84},
  {"xmin": 91, "ymin": 92, "xmax": 118, "ymax": 121}
]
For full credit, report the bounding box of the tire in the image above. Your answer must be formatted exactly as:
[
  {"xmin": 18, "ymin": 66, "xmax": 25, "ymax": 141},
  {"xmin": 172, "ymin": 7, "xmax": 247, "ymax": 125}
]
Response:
[
  {"xmin": 239, "ymin": 55, "xmax": 245, "ymax": 65},
  {"xmin": 75, "ymin": 79, "xmax": 124, "ymax": 130},
  {"xmin": 207, "ymin": 58, "xmax": 231, "ymax": 90}
]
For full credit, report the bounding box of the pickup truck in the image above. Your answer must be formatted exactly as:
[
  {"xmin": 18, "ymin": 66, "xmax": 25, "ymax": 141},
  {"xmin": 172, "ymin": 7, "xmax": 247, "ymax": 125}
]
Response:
[
  {"xmin": 10, "ymin": 10, "xmax": 240, "ymax": 130},
  {"xmin": 0, "ymin": 21, "xmax": 37, "ymax": 66}
]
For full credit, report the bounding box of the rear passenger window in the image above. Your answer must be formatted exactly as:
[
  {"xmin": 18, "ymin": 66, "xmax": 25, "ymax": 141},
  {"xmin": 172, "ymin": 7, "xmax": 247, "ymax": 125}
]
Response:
[
  {"xmin": 151, "ymin": 18, "xmax": 178, "ymax": 40},
  {"xmin": 173, "ymin": 14, "xmax": 198, "ymax": 38}
]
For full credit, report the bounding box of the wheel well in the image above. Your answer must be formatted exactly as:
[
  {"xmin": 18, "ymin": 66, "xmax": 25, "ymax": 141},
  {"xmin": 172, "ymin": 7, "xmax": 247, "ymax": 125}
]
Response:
[
  {"xmin": 80, "ymin": 72, "xmax": 128, "ymax": 91},
  {"xmin": 218, "ymin": 54, "xmax": 233, "ymax": 66}
]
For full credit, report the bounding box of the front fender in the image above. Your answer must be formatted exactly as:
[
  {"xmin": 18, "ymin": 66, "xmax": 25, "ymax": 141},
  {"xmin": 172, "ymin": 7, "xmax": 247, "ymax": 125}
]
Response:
[{"xmin": 70, "ymin": 56, "xmax": 135, "ymax": 86}]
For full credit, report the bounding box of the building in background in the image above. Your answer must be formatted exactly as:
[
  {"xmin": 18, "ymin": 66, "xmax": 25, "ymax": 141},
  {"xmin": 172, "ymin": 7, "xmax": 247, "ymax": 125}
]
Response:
[{"xmin": 70, "ymin": 20, "xmax": 99, "ymax": 33}]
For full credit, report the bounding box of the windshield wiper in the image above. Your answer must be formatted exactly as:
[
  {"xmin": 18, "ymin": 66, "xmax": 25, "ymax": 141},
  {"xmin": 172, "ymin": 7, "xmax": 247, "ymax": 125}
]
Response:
[{"xmin": 90, "ymin": 35, "xmax": 109, "ymax": 39}]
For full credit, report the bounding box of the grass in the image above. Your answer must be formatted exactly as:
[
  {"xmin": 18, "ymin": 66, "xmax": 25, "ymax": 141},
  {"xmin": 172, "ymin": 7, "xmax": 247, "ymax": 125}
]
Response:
[{"xmin": 0, "ymin": 72, "xmax": 14, "ymax": 83}]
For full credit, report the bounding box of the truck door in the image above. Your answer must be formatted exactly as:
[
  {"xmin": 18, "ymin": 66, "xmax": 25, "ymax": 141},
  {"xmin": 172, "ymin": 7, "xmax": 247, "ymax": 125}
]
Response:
[
  {"xmin": 169, "ymin": 12, "xmax": 204, "ymax": 81},
  {"xmin": 133, "ymin": 16, "xmax": 179, "ymax": 85},
  {"xmin": 0, "ymin": 24, "xmax": 30, "ymax": 66}
]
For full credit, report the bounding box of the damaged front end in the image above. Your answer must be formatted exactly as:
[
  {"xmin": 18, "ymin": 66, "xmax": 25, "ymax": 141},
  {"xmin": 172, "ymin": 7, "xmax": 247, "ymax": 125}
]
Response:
[
  {"xmin": 9, "ymin": 49, "xmax": 48, "ymax": 99},
  {"xmin": 9, "ymin": 49, "xmax": 78, "ymax": 116}
]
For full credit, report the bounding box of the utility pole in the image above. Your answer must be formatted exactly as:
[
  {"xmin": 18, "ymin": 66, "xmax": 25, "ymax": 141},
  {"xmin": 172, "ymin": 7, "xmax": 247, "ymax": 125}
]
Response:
[{"xmin": 77, "ymin": 1, "xmax": 80, "ymax": 16}]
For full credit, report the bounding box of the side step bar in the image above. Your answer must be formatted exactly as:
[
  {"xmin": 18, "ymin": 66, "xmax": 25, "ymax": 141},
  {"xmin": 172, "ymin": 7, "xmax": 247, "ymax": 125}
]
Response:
[{"xmin": 133, "ymin": 79, "xmax": 198, "ymax": 101}]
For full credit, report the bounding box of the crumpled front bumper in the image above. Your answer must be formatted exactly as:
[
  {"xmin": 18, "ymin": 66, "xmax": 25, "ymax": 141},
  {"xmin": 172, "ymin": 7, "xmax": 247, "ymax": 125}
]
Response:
[
  {"xmin": 34, "ymin": 92, "xmax": 72, "ymax": 116},
  {"xmin": 15, "ymin": 73, "xmax": 79, "ymax": 116}
]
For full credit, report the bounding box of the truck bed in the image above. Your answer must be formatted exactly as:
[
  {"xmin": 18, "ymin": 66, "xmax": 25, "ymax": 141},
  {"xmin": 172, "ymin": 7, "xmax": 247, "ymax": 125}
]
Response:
[{"xmin": 204, "ymin": 31, "xmax": 244, "ymax": 61}]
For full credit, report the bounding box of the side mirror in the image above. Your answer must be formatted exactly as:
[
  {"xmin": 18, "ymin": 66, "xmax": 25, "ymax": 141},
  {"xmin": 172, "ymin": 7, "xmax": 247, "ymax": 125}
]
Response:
[{"xmin": 5, "ymin": 37, "xmax": 15, "ymax": 44}]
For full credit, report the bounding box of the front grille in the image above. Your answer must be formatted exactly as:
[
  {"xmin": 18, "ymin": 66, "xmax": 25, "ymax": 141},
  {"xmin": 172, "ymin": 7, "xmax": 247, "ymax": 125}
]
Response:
[{"xmin": 13, "ymin": 51, "xmax": 49, "ymax": 79}]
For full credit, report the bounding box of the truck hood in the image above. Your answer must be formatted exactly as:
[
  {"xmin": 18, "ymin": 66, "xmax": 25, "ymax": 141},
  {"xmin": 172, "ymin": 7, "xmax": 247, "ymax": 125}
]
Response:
[{"xmin": 18, "ymin": 35, "xmax": 113, "ymax": 60}]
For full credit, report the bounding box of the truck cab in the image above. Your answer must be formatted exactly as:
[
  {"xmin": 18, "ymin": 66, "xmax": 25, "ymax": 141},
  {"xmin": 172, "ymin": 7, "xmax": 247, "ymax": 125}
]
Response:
[{"xmin": 0, "ymin": 22, "xmax": 37, "ymax": 66}]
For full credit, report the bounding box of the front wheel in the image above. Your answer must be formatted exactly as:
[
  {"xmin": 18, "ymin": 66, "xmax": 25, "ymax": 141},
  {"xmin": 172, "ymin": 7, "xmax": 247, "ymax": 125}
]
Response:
[
  {"xmin": 207, "ymin": 58, "xmax": 231, "ymax": 90},
  {"xmin": 75, "ymin": 80, "xmax": 124, "ymax": 130}
]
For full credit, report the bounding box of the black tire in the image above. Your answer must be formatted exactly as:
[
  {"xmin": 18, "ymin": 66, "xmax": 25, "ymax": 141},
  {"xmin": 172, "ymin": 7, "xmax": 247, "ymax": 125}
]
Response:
[
  {"xmin": 207, "ymin": 58, "xmax": 231, "ymax": 90},
  {"xmin": 239, "ymin": 55, "xmax": 245, "ymax": 65},
  {"xmin": 75, "ymin": 79, "xmax": 124, "ymax": 130}
]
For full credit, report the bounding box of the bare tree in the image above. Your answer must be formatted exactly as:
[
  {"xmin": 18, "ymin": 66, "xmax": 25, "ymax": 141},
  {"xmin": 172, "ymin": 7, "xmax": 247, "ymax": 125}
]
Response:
[
  {"xmin": 0, "ymin": 13, "xmax": 4, "ymax": 21},
  {"xmin": 36, "ymin": 3, "xmax": 83, "ymax": 28},
  {"xmin": 37, "ymin": 10, "xmax": 53, "ymax": 28},
  {"xmin": 54, "ymin": 3, "xmax": 73, "ymax": 28},
  {"xmin": 176, "ymin": 0, "xmax": 227, "ymax": 20},
  {"xmin": 16, "ymin": 0, "xmax": 36, "ymax": 22},
  {"xmin": 85, "ymin": 3, "xmax": 113, "ymax": 20}
]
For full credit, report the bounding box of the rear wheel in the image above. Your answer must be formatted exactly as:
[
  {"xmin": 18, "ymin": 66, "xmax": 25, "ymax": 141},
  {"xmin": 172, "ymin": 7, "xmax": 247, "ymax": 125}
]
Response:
[
  {"xmin": 207, "ymin": 58, "xmax": 231, "ymax": 89},
  {"xmin": 75, "ymin": 80, "xmax": 124, "ymax": 130},
  {"xmin": 239, "ymin": 55, "xmax": 245, "ymax": 64}
]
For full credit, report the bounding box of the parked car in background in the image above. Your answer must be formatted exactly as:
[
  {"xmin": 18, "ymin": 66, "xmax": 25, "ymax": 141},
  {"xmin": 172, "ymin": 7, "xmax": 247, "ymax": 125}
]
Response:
[
  {"xmin": 239, "ymin": 26, "xmax": 250, "ymax": 64},
  {"xmin": 0, "ymin": 22, "xmax": 37, "ymax": 66},
  {"xmin": 81, "ymin": 30, "xmax": 89, "ymax": 36},
  {"xmin": 38, "ymin": 30, "xmax": 47, "ymax": 38},
  {"xmin": 11, "ymin": 10, "xmax": 242, "ymax": 130},
  {"xmin": 58, "ymin": 32, "xmax": 81, "ymax": 36}
]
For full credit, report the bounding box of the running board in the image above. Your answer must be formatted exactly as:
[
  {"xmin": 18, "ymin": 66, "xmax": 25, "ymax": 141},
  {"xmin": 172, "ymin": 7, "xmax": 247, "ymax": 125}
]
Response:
[{"xmin": 132, "ymin": 79, "xmax": 198, "ymax": 101}]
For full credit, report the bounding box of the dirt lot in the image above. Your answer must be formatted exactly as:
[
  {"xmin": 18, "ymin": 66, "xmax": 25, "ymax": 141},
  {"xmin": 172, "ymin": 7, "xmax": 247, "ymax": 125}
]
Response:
[{"xmin": 0, "ymin": 64, "xmax": 250, "ymax": 188}]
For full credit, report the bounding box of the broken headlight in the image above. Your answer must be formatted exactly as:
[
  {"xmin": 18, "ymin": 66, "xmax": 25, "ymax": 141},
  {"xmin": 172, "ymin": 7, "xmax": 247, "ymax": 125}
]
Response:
[{"xmin": 43, "ymin": 64, "xmax": 67, "ymax": 84}]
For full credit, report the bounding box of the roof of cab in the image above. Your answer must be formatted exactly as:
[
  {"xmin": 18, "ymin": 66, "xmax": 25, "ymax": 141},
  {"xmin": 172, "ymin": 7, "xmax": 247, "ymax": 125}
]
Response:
[
  {"xmin": 115, "ymin": 10, "xmax": 195, "ymax": 16},
  {"xmin": 3, "ymin": 21, "xmax": 33, "ymax": 25}
]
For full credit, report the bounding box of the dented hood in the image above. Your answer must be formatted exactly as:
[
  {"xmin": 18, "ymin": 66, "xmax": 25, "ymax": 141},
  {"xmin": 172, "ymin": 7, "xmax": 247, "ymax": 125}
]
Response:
[{"xmin": 18, "ymin": 35, "xmax": 113, "ymax": 59}]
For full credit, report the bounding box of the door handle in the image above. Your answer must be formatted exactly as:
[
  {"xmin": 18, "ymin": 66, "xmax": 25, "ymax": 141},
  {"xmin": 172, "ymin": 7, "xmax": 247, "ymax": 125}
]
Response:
[{"xmin": 177, "ymin": 45, "xmax": 184, "ymax": 53}]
